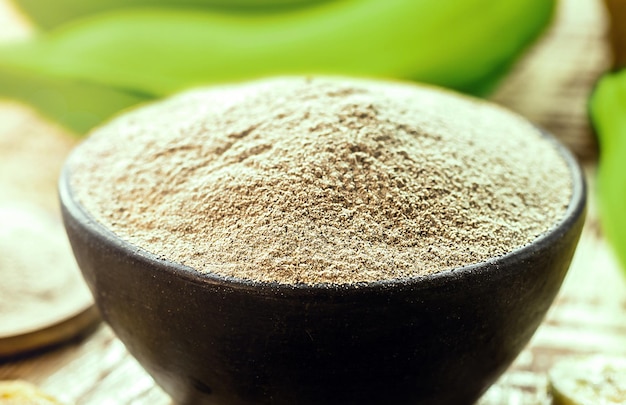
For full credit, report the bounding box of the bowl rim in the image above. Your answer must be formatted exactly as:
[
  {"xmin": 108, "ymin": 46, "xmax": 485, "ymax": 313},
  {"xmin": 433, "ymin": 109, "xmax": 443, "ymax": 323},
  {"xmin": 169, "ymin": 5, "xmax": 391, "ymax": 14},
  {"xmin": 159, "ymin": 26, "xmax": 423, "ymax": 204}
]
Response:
[{"xmin": 59, "ymin": 129, "xmax": 586, "ymax": 296}]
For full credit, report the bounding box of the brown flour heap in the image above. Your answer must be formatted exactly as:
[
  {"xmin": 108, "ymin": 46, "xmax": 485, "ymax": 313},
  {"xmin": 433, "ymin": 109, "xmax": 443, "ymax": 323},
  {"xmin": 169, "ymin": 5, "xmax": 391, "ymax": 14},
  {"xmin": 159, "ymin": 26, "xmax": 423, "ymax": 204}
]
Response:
[{"xmin": 69, "ymin": 77, "xmax": 572, "ymax": 285}]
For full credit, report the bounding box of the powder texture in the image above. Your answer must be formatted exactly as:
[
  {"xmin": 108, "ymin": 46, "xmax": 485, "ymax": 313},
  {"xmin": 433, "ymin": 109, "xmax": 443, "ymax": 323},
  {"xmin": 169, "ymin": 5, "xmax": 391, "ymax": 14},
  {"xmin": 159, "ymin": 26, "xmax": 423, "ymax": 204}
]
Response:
[{"xmin": 69, "ymin": 77, "xmax": 573, "ymax": 285}]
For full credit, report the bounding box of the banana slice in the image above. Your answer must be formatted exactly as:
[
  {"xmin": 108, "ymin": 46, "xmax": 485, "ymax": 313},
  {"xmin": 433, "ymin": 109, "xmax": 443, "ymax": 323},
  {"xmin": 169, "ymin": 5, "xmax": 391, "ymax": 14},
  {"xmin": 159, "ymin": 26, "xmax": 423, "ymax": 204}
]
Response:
[
  {"xmin": 0, "ymin": 380, "xmax": 62, "ymax": 404},
  {"xmin": 549, "ymin": 356, "xmax": 626, "ymax": 405}
]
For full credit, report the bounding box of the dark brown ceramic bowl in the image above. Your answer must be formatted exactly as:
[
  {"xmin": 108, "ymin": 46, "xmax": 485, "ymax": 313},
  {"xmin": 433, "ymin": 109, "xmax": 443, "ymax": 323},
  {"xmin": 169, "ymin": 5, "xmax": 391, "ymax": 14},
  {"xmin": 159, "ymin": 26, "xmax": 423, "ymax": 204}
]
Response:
[{"xmin": 59, "ymin": 134, "xmax": 585, "ymax": 405}]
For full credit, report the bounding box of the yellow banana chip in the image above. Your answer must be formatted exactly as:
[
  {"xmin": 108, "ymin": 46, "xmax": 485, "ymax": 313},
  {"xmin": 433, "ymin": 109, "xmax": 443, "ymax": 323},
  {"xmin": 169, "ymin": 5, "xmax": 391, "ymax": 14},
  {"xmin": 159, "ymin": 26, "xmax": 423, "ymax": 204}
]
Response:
[
  {"xmin": 549, "ymin": 356, "xmax": 626, "ymax": 405},
  {"xmin": 0, "ymin": 380, "xmax": 62, "ymax": 405}
]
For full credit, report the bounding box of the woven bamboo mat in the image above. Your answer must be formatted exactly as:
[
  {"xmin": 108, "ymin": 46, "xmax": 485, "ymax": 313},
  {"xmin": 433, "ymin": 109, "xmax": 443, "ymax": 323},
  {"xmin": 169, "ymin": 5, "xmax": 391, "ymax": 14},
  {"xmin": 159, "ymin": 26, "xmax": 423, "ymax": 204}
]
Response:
[{"xmin": 492, "ymin": 0, "xmax": 610, "ymax": 162}]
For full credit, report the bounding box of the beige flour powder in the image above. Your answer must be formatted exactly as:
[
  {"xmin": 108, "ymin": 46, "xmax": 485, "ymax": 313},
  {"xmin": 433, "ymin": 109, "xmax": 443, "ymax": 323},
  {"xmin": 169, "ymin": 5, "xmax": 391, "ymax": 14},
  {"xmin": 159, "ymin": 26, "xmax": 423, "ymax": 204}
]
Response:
[{"xmin": 69, "ymin": 77, "xmax": 573, "ymax": 285}]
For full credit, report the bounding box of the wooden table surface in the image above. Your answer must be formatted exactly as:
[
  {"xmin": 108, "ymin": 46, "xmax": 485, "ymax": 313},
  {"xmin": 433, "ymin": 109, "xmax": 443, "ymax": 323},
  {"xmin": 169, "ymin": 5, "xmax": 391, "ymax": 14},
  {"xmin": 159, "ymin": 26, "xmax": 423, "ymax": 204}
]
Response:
[{"xmin": 1, "ymin": 0, "xmax": 626, "ymax": 404}]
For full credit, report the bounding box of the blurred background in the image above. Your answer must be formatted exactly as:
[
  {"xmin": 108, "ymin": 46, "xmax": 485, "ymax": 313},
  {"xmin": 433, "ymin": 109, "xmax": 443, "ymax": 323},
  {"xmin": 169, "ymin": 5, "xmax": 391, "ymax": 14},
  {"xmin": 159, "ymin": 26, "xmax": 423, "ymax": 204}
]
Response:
[{"xmin": 0, "ymin": 0, "xmax": 624, "ymax": 403}]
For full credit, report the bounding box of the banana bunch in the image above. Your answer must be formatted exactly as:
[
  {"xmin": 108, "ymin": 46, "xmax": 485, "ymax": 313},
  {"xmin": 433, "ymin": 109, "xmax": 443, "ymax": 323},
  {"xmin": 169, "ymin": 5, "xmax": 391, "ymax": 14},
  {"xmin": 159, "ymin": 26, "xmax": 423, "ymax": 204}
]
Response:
[{"xmin": 1, "ymin": 0, "xmax": 556, "ymax": 133}]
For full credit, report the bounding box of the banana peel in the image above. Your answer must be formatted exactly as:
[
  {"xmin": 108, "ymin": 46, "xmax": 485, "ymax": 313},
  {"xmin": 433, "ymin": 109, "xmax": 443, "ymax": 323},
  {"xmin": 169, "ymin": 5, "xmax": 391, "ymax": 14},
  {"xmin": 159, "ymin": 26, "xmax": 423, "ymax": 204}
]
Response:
[{"xmin": 0, "ymin": 0, "xmax": 555, "ymax": 133}]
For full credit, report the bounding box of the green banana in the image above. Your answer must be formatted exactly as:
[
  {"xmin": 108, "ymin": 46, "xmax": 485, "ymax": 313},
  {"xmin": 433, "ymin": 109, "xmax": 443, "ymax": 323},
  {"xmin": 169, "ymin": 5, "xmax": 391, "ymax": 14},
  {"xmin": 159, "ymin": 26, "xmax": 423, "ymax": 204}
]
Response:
[
  {"xmin": 589, "ymin": 70, "xmax": 626, "ymax": 274},
  {"xmin": 10, "ymin": 0, "xmax": 325, "ymax": 30},
  {"xmin": 0, "ymin": 63, "xmax": 151, "ymax": 133},
  {"xmin": 0, "ymin": 0, "xmax": 555, "ymax": 133}
]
